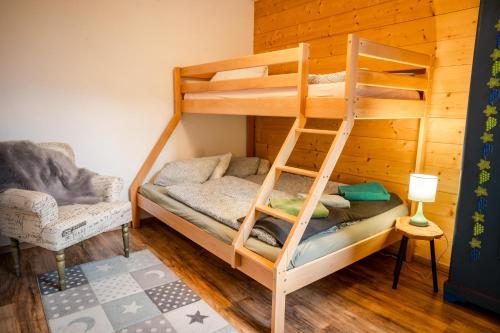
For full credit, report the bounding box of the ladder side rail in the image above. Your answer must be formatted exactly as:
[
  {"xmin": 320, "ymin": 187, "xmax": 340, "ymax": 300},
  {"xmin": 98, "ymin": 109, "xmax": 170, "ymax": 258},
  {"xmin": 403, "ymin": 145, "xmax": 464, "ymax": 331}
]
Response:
[
  {"xmin": 274, "ymin": 34, "xmax": 360, "ymax": 272},
  {"xmin": 273, "ymin": 121, "xmax": 353, "ymax": 273},
  {"xmin": 129, "ymin": 67, "xmax": 183, "ymax": 228},
  {"xmin": 232, "ymin": 43, "xmax": 310, "ymax": 267},
  {"xmin": 231, "ymin": 118, "xmax": 301, "ymax": 267}
]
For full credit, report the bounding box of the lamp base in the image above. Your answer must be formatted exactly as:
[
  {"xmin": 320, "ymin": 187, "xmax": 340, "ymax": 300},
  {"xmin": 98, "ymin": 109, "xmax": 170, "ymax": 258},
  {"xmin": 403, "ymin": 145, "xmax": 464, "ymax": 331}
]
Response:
[
  {"xmin": 409, "ymin": 217, "xmax": 429, "ymax": 227},
  {"xmin": 409, "ymin": 201, "xmax": 429, "ymax": 227}
]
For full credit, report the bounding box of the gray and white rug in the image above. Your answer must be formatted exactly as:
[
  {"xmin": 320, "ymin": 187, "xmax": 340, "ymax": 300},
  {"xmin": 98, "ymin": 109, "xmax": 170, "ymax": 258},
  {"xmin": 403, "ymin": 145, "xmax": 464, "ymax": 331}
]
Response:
[{"xmin": 38, "ymin": 249, "xmax": 237, "ymax": 333}]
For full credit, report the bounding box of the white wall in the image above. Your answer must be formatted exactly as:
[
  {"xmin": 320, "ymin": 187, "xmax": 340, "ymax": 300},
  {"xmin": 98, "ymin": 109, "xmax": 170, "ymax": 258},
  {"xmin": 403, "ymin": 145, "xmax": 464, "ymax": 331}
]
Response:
[{"xmin": 0, "ymin": 0, "xmax": 254, "ymax": 196}]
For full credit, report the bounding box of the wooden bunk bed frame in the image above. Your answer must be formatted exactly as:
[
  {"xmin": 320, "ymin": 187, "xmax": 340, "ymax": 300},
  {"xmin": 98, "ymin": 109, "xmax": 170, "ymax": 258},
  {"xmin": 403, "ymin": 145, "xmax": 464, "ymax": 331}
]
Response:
[{"xmin": 129, "ymin": 34, "xmax": 432, "ymax": 333}]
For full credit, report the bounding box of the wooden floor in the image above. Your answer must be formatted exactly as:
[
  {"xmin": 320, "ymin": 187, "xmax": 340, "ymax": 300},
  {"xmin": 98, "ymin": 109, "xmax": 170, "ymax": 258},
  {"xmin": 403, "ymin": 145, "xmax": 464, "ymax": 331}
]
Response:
[{"xmin": 1, "ymin": 219, "xmax": 499, "ymax": 333}]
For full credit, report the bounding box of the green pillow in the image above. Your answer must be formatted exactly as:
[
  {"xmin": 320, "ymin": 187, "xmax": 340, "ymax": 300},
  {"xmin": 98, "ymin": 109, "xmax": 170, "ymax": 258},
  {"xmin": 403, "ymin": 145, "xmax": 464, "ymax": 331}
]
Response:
[{"xmin": 269, "ymin": 198, "xmax": 329, "ymax": 218}]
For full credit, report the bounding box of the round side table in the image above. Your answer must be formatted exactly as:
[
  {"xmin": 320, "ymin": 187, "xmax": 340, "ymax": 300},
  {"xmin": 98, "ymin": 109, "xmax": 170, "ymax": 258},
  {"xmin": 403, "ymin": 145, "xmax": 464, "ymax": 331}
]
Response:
[{"xmin": 392, "ymin": 216, "xmax": 444, "ymax": 292}]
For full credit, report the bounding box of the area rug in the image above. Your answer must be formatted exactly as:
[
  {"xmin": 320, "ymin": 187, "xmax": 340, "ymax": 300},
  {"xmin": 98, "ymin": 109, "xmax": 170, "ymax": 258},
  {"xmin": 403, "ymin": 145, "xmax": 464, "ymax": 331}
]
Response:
[{"xmin": 37, "ymin": 249, "xmax": 237, "ymax": 333}]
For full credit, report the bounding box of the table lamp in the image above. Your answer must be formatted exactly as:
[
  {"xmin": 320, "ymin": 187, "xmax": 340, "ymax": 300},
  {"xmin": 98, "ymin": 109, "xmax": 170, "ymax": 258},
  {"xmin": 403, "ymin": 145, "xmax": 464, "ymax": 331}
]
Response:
[{"xmin": 408, "ymin": 173, "xmax": 438, "ymax": 227}]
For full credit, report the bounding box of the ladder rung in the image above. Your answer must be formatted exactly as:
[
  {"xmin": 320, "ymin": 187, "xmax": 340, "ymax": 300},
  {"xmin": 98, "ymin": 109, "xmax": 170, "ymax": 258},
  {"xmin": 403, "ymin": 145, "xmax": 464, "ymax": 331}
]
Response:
[
  {"xmin": 276, "ymin": 165, "xmax": 318, "ymax": 178},
  {"xmin": 256, "ymin": 205, "xmax": 297, "ymax": 224},
  {"xmin": 296, "ymin": 128, "xmax": 338, "ymax": 135},
  {"xmin": 236, "ymin": 246, "xmax": 274, "ymax": 270}
]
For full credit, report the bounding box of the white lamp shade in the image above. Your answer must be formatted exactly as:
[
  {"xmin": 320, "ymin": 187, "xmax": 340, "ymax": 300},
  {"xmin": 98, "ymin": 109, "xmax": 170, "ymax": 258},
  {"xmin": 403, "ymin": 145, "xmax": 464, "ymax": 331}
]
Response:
[{"xmin": 408, "ymin": 173, "xmax": 438, "ymax": 202}]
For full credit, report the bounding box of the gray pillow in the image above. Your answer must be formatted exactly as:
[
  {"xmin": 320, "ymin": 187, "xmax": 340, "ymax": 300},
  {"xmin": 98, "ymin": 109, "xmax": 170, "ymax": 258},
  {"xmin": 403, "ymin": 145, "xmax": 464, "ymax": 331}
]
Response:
[
  {"xmin": 225, "ymin": 157, "xmax": 260, "ymax": 178},
  {"xmin": 154, "ymin": 157, "xmax": 219, "ymax": 187},
  {"xmin": 256, "ymin": 159, "xmax": 271, "ymax": 175}
]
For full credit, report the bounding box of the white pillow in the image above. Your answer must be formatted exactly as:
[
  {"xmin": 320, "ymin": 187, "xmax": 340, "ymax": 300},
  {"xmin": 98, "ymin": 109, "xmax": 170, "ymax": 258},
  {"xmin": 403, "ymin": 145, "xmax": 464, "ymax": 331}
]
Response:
[
  {"xmin": 209, "ymin": 152, "xmax": 232, "ymax": 179},
  {"xmin": 298, "ymin": 193, "xmax": 350, "ymax": 208},
  {"xmin": 257, "ymin": 159, "xmax": 271, "ymax": 175},
  {"xmin": 211, "ymin": 66, "xmax": 268, "ymax": 81},
  {"xmin": 154, "ymin": 157, "xmax": 219, "ymax": 187}
]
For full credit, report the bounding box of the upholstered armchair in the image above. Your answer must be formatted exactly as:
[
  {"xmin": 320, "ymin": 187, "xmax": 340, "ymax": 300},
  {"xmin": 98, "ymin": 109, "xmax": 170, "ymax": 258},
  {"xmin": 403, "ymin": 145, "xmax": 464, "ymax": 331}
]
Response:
[{"xmin": 0, "ymin": 143, "xmax": 132, "ymax": 290}]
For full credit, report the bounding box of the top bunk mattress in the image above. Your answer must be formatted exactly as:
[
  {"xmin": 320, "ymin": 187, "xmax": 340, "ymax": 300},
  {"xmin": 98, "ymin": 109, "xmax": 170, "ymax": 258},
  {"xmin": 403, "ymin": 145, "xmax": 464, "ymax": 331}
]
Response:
[{"xmin": 184, "ymin": 82, "xmax": 421, "ymax": 100}]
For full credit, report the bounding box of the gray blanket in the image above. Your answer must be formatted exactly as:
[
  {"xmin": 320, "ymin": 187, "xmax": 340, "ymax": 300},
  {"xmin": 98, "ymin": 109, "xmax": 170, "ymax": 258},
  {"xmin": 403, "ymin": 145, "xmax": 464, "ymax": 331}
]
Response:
[
  {"xmin": 164, "ymin": 175, "xmax": 346, "ymax": 246},
  {"xmin": 165, "ymin": 176, "xmax": 293, "ymax": 246},
  {"xmin": 0, "ymin": 141, "xmax": 101, "ymax": 205}
]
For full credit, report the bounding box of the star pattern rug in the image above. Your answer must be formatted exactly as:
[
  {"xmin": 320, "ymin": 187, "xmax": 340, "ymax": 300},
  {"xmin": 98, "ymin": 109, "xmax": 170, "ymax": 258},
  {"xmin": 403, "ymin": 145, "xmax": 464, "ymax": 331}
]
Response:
[{"xmin": 38, "ymin": 249, "xmax": 237, "ymax": 333}]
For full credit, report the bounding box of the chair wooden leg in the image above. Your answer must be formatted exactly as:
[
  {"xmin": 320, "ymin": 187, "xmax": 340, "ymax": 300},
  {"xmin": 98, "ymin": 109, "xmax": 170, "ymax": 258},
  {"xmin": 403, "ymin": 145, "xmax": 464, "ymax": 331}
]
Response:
[
  {"xmin": 55, "ymin": 249, "xmax": 66, "ymax": 291},
  {"xmin": 10, "ymin": 238, "xmax": 20, "ymax": 277},
  {"xmin": 122, "ymin": 223, "xmax": 129, "ymax": 258}
]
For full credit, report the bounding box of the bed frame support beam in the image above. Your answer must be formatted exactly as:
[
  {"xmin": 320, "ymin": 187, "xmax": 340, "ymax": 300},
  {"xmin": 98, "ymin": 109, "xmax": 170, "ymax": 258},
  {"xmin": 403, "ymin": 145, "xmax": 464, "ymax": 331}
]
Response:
[
  {"xmin": 129, "ymin": 67, "xmax": 183, "ymax": 228},
  {"xmin": 180, "ymin": 47, "xmax": 300, "ymax": 77}
]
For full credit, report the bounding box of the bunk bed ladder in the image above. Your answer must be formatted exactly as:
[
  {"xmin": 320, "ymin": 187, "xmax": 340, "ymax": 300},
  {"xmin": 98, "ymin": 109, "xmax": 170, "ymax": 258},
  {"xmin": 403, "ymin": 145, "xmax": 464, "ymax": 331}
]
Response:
[{"xmin": 233, "ymin": 118, "xmax": 353, "ymax": 264}]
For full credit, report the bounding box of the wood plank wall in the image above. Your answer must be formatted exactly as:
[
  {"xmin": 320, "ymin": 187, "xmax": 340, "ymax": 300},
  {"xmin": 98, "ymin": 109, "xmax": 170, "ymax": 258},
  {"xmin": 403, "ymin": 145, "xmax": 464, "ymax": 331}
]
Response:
[{"xmin": 252, "ymin": 0, "xmax": 480, "ymax": 267}]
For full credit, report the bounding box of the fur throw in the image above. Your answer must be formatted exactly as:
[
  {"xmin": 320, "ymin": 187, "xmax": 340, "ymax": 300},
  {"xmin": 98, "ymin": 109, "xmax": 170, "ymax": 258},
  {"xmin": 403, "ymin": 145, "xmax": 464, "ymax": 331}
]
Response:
[{"xmin": 0, "ymin": 141, "xmax": 101, "ymax": 205}]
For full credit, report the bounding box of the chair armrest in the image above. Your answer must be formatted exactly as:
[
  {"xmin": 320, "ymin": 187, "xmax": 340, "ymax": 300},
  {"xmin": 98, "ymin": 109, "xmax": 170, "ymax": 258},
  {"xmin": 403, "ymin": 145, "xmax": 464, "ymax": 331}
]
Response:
[
  {"xmin": 0, "ymin": 189, "xmax": 58, "ymax": 226},
  {"xmin": 91, "ymin": 175, "xmax": 124, "ymax": 202}
]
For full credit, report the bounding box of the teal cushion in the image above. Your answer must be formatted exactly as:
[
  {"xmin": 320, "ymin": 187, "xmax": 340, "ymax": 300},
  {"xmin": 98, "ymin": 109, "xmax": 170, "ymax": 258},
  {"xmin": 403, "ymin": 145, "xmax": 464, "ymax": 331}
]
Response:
[{"xmin": 338, "ymin": 182, "xmax": 390, "ymax": 201}]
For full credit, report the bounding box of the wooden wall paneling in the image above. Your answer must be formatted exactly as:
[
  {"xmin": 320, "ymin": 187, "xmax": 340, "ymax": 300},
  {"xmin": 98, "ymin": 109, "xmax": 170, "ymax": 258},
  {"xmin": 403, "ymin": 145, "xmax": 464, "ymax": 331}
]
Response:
[
  {"xmin": 257, "ymin": 128, "xmax": 417, "ymax": 163},
  {"xmin": 255, "ymin": 0, "xmax": 474, "ymax": 51},
  {"xmin": 255, "ymin": 0, "xmax": 479, "ymax": 35},
  {"xmin": 424, "ymin": 142, "xmax": 463, "ymax": 170},
  {"xmin": 426, "ymin": 118, "xmax": 466, "ymax": 145},
  {"xmin": 254, "ymin": 0, "xmax": 480, "ymax": 267},
  {"xmin": 254, "ymin": 0, "xmax": 313, "ymax": 17},
  {"xmin": 428, "ymin": 92, "xmax": 470, "ymax": 118},
  {"xmin": 255, "ymin": 6, "xmax": 479, "ymax": 52}
]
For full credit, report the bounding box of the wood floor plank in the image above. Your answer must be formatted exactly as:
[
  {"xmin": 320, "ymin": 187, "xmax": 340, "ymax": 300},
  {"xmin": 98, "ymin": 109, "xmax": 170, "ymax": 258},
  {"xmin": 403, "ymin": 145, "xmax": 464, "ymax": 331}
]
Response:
[
  {"xmin": 0, "ymin": 219, "xmax": 499, "ymax": 333},
  {"xmin": 0, "ymin": 304, "xmax": 21, "ymax": 333}
]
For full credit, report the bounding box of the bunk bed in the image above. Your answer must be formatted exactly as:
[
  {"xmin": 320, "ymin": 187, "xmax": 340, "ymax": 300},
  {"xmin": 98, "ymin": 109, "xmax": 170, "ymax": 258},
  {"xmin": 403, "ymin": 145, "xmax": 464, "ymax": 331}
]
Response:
[{"xmin": 129, "ymin": 34, "xmax": 433, "ymax": 333}]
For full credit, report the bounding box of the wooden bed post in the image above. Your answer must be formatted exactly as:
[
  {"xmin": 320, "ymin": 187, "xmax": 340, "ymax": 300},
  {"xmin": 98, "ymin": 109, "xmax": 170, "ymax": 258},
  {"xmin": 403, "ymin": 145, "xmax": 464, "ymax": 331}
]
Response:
[
  {"xmin": 129, "ymin": 67, "xmax": 183, "ymax": 228},
  {"xmin": 271, "ymin": 274, "xmax": 286, "ymax": 333},
  {"xmin": 269, "ymin": 43, "xmax": 310, "ymax": 333},
  {"xmin": 246, "ymin": 116, "xmax": 255, "ymax": 157},
  {"xmin": 297, "ymin": 43, "xmax": 309, "ymax": 127},
  {"xmin": 345, "ymin": 34, "xmax": 360, "ymax": 122},
  {"xmin": 407, "ymin": 57, "xmax": 434, "ymax": 259}
]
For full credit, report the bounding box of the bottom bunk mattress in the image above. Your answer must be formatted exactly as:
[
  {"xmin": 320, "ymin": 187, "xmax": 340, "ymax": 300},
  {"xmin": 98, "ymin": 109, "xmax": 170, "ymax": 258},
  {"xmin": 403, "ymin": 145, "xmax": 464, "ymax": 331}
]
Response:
[{"xmin": 139, "ymin": 183, "xmax": 408, "ymax": 268}]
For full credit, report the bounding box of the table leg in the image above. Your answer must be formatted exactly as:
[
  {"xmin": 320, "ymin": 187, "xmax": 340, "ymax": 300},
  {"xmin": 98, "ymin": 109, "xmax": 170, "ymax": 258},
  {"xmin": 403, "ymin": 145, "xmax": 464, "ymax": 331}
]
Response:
[
  {"xmin": 392, "ymin": 236, "xmax": 408, "ymax": 289},
  {"xmin": 430, "ymin": 239, "xmax": 438, "ymax": 292}
]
